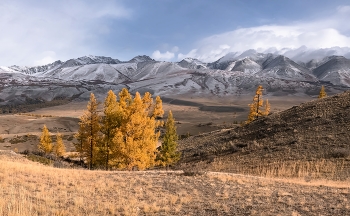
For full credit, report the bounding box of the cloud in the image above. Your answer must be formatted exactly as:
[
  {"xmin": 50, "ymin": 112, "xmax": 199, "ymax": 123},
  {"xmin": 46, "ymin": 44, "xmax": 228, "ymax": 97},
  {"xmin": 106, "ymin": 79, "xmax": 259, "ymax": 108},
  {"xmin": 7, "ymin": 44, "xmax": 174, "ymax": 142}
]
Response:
[
  {"xmin": 178, "ymin": 6, "xmax": 350, "ymax": 62},
  {"xmin": 0, "ymin": 0, "xmax": 131, "ymax": 66},
  {"xmin": 337, "ymin": 5, "xmax": 350, "ymax": 14},
  {"xmin": 35, "ymin": 51, "xmax": 57, "ymax": 65},
  {"xmin": 151, "ymin": 50, "xmax": 175, "ymax": 61},
  {"xmin": 171, "ymin": 46, "xmax": 179, "ymax": 53}
]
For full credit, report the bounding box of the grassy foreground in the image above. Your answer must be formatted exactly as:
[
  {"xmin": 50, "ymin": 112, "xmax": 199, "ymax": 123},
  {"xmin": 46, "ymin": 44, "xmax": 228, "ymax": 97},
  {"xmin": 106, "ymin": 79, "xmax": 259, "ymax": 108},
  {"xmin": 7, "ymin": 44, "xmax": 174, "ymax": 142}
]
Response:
[{"xmin": 1, "ymin": 152, "xmax": 350, "ymax": 215}]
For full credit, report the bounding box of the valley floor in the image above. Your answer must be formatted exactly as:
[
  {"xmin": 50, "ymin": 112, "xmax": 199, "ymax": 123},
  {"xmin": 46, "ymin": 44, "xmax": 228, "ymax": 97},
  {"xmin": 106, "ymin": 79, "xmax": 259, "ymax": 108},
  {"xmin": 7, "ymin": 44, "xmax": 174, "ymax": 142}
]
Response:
[
  {"xmin": 0, "ymin": 95, "xmax": 311, "ymax": 152},
  {"xmin": 1, "ymin": 151, "xmax": 349, "ymax": 216}
]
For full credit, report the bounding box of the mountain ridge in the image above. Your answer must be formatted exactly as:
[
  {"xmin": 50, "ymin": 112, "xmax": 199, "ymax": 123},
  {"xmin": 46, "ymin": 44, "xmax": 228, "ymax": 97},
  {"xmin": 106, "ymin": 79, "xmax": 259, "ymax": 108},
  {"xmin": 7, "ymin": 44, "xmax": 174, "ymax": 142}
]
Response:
[{"xmin": 0, "ymin": 49, "xmax": 350, "ymax": 108}]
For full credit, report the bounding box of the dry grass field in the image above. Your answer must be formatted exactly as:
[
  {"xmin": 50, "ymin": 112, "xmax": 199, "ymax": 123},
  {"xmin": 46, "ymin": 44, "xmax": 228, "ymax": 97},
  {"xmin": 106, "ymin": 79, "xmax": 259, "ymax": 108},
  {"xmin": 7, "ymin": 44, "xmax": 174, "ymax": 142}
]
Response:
[{"xmin": 1, "ymin": 151, "xmax": 349, "ymax": 216}]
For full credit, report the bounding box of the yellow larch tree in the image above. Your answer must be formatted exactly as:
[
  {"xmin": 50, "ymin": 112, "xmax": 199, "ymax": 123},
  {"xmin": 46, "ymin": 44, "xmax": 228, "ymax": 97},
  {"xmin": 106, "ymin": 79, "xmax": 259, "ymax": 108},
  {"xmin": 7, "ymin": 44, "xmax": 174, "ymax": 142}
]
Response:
[
  {"xmin": 53, "ymin": 132, "xmax": 66, "ymax": 157},
  {"xmin": 76, "ymin": 93, "xmax": 102, "ymax": 170},
  {"xmin": 263, "ymin": 99, "xmax": 270, "ymax": 116},
  {"xmin": 112, "ymin": 89, "xmax": 162, "ymax": 170},
  {"xmin": 246, "ymin": 85, "xmax": 270, "ymax": 124},
  {"xmin": 157, "ymin": 110, "xmax": 181, "ymax": 168},
  {"xmin": 100, "ymin": 90, "xmax": 118, "ymax": 170},
  {"xmin": 318, "ymin": 85, "xmax": 327, "ymax": 98},
  {"xmin": 152, "ymin": 96, "xmax": 164, "ymax": 119},
  {"xmin": 38, "ymin": 125, "xmax": 53, "ymax": 154},
  {"xmin": 142, "ymin": 92, "xmax": 153, "ymax": 113},
  {"xmin": 74, "ymin": 122, "xmax": 87, "ymax": 166}
]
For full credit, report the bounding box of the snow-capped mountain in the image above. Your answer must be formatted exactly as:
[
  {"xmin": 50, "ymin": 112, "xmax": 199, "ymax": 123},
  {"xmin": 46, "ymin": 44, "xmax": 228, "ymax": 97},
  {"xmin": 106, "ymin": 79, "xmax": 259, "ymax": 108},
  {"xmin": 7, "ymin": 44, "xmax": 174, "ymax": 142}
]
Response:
[
  {"xmin": 8, "ymin": 60, "xmax": 63, "ymax": 74},
  {"xmin": 229, "ymin": 58, "xmax": 261, "ymax": 74},
  {"xmin": 313, "ymin": 56, "xmax": 350, "ymax": 87},
  {"xmin": 178, "ymin": 58, "xmax": 207, "ymax": 69},
  {"xmin": 1, "ymin": 49, "xmax": 350, "ymax": 107},
  {"xmin": 127, "ymin": 55, "xmax": 155, "ymax": 63},
  {"xmin": 256, "ymin": 55, "xmax": 317, "ymax": 81},
  {"xmin": 8, "ymin": 55, "xmax": 121, "ymax": 75}
]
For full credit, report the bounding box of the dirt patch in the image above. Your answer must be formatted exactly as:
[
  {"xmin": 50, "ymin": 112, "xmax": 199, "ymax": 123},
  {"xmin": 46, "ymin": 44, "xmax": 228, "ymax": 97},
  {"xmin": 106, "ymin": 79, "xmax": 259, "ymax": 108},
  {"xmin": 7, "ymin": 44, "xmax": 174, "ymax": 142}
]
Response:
[{"xmin": 199, "ymin": 106, "xmax": 245, "ymax": 112}]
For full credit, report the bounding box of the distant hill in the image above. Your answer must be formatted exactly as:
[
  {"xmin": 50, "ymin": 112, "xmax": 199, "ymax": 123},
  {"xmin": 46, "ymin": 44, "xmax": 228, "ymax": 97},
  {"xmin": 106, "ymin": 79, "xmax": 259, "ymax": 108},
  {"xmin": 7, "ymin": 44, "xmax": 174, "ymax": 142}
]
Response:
[{"xmin": 177, "ymin": 91, "xmax": 350, "ymax": 179}]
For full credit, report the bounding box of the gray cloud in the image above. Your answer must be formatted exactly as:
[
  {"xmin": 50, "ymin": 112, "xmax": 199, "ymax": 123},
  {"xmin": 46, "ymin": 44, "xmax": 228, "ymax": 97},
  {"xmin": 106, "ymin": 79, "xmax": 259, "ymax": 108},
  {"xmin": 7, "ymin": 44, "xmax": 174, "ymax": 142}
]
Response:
[
  {"xmin": 178, "ymin": 5, "xmax": 350, "ymax": 62},
  {"xmin": 0, "ymin": 0, "xmax": 131, "ymax": 66}
]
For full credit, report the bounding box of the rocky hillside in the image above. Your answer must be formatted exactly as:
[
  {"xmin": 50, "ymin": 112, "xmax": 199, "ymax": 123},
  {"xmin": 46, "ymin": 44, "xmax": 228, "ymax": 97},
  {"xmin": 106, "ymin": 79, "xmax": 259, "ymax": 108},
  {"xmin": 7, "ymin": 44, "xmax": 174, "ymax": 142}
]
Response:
[{"xmin": 177, "ymin": 91, "xmax": 350, "ymax": 178}]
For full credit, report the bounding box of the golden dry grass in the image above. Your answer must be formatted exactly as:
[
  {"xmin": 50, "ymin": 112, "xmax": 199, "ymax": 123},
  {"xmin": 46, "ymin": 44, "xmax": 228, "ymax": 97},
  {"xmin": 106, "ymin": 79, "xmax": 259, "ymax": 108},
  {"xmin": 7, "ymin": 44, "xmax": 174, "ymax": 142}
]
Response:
[
  {"xmin": 209, "ymin": 158, "xmax": 350, "ymax": 181},
  {"xmin": 1, "ymin": 152, "xmax": 350, "ymax": 215}
]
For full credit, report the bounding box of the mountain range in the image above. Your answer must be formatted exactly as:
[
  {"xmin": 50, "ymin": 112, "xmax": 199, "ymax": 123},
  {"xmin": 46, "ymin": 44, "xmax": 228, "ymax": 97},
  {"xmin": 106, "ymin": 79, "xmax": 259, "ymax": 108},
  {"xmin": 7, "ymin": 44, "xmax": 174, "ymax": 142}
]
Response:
[{"xmin": 0, "ymin": 49, "xmax": 350, "ymax": 107}]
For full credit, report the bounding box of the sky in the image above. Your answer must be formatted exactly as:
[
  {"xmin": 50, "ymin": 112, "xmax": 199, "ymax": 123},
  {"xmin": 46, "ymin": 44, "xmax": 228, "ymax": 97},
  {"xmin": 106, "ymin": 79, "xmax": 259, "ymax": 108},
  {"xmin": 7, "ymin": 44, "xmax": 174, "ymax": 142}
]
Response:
[{"xmin": 1, "ymin": 0, "xmax": 350, "ymax": 66}]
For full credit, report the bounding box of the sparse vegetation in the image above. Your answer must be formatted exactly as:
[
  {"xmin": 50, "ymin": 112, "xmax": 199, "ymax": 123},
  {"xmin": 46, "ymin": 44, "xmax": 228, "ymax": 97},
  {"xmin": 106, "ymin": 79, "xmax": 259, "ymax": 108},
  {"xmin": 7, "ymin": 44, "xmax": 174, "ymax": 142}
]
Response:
[
  {"xmin": 0, "ymin": 153, "xmax": 349, "ymax": 215},
  {"xmin": 17, "ymin": 113, "xmax": 55, "ymax": 117},
  {"xmin": 26, "ymin": 153, "xmax": 54, "ymax": 165},
  {"xmin": 329, "ymin": 148, "xmax": 350, "ymax": 159}
]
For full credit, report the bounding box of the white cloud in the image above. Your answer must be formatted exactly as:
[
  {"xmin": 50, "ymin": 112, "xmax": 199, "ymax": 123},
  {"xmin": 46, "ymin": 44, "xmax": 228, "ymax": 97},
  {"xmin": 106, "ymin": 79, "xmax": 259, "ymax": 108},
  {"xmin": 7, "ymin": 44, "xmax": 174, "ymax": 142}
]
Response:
[
  {"xmin": 35, "ymin": 51, "xmax": 57, "ymax": 65},
  {"xmin": 178, "ymin": 6, "xmax": 350, "ymax": 62},
  {"xmin": 0, "ymin": 0, "xmax": 131, "ymax": 66},
  {"xmin": 171, "ymin": 46, "xmax": 179, "ymax": 53},
  {"xmin": 337, "ymin": 5, "xmax": 350, "ymax": 13},
  {"xmin": 151, "ymin": 50, "xmax": 175, "ymax": 61}
]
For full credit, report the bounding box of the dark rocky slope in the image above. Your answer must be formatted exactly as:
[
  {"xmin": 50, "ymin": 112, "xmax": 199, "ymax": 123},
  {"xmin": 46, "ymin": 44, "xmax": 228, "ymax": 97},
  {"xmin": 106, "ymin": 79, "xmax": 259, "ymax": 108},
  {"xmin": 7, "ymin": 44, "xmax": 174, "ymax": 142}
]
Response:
[{"xmin": 177, "ymin": 91, "xmax": 350, "ymax": 177}]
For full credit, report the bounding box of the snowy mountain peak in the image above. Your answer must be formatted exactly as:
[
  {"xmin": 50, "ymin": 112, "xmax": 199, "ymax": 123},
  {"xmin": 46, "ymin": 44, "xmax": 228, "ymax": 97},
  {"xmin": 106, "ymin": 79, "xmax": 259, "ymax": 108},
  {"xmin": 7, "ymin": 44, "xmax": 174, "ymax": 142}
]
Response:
[
  {"xmin": 128, "ymin": 55, "xmax": 155, "ymax": 63},
  {"xmin": 0, "ymin": 66, "xmax": 15, "ymax": 73},
  {"xmin": 178, "ymin": 58, "xmax": 207, "ymax": 69},
  {"xmin": 217, "ymin": 52, "xmax": 239, "ymax": 63},
  {"xmin": 75, "ymin": 55, "xmax": 120, "ymax": 64}
]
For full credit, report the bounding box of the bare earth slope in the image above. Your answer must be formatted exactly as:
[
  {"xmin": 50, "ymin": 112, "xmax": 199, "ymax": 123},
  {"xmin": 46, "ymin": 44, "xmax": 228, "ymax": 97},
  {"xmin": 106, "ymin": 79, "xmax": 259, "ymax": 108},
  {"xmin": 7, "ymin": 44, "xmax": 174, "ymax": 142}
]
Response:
[{"xmin": 178, "ymin": 91, "xmax": 350, "ymax": 178}]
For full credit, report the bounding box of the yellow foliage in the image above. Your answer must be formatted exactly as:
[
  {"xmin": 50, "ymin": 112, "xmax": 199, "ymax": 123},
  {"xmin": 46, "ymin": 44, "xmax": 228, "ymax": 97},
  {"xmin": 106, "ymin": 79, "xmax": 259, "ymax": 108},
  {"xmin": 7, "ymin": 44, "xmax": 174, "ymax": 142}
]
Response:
[
  {"xmin": 318, "ymin": 85, "xmax": 327, "ymax": 98},
  {"xmin": 263, "ymin": 99, "xmax": 270, "ymax": 116},
  {"xmin": 152, "ymin": 96, "xmax": 164, "ymax": 118},
  {"xmin": 100, "ymin": 90, "xmax": 119, "ymax": 170},
  {"xmin": 112, "ymin": 91, "xmax": 160, "ymax": 170},
  {"xmin": 38, "ymin": 125, "xmax": 53, "ymax": 154},
  {"xmin": 246, "ymin": 85, "xmax": 270, "ymax": 124},
  {"xmin": 75, "ymin": 88, "xmax": 165, "ymax": 170},
  {"xmin": 54, "ymin": 132, "xmax": 66, "ymax": 157}
]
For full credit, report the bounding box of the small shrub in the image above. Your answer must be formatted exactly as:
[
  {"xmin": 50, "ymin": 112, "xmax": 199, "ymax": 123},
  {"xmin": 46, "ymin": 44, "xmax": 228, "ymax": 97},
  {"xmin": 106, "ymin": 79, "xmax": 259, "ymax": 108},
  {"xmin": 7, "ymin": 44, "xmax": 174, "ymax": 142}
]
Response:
[
  {"xmin": 179, "ymin": 132, "xmax": 192, "ymax": 140},
  {"xmin": 67, "ymin": 135, "xmax": 74, "ymax": 141},
  {"xmin": 182, "ymin": 170, "xmax": 206, "ymax": 176},
  {"xmin": 31, "ymin": 150, "xmax": 45, "ymax": 157},
  {"xmin": 236, "ymin": 143, "xmax": 248, "ymax": 148},
  {"xmin": 26, "ymin": 154, "xmax": 53, "ymax": 166},
  {"xmin": 329, "ymin": 148, "xmax": 350, "ymax": 158},
  {"xmin": 53, "ymin": 160, "xmax": 65, "ymax": 168},
  {"xmin": 9, "ymin": 136, "xmax": 27, "ymax": 144},
  {"xmin": 21, "ymin": 149, "xmax": 30, "ymax": 155}
]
